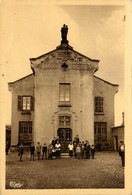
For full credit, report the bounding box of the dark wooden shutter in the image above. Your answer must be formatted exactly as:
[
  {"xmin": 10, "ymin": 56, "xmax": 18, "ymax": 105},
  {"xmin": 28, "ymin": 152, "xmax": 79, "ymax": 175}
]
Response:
[
  {"xmin": 31, "ymin": 96, "xmax": 34, "ymax": 111},
  {"xmin": 100, "ymin": 97, "xmax": 103, "ymax": 112},
  {"xmin": 94, "ymin": 97, "xmax": 98, "ymax": 112},
  {"xmin": 18, "ymin": 96, "xmax": 22, "ymax": 111}
]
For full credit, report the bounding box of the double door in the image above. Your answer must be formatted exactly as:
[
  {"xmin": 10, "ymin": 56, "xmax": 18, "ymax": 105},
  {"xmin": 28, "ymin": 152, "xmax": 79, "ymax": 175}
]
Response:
[{"xmin": 57, "ymin": 128, "xmax": 72, "ymax": 153}]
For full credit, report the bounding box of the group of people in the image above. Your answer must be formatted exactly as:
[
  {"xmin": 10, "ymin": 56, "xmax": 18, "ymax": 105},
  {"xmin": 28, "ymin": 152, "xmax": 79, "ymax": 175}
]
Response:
[
  {"xmin": 18, "ymin": 135, "xmax": 96, "ymax": 161},
  {"xmin": 68, "ymin": 135, "xmax": 95, "ymax": 159},
  {"xmin": 17, "ymin": 135, "xmax": 125, "ymax": 167},
  {"xmin": 30, "ymin": 139, "xmax": 61, "ymax": 161},
  {"xmin": 18, "ymin": 137, "xmax": 61, "ymax": 161}
]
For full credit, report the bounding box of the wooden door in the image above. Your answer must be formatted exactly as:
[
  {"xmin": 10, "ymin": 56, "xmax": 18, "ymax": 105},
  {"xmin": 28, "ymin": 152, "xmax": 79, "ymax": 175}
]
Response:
[{"xmin": 57, "ymin": 128, "xmax": 72, "ymax": 153}]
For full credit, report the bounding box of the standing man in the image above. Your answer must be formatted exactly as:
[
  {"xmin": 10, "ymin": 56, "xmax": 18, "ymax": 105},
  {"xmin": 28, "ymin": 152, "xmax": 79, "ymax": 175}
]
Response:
[
  {"xmin": 85, "ymin": 141, "xmax": 91, "ymax": 159},
  {"xmin": 18, "ymin": 143, "xmax": 23, "ymax": 162},
  {"xmin": 30, "ymin": 142, "xmax": 35, "ymax": 161},
  {"xmin": 81, "ymin": 141, "xmax": 85, "ymax": 159},
  {"xmin": 36, "ymin": 142, "xmax": 41, "ymax": 160},
  {"xmin": 73, "ymin": 138, "xmax": 77, "ymax": 158},
  {"xmin": 6, "ymin": 141, "xmax": 9, "ymax": 155},
  {"xmin": 52, "ymin": 137, "xmax": 57, "ymax": 147},
  {"xmin": 119, "ymin": 141, "xmax": 125, "ymax": 167},
  {"xmin": 76, "ymin": 135, "xmax": 80, "ymax": 145}
]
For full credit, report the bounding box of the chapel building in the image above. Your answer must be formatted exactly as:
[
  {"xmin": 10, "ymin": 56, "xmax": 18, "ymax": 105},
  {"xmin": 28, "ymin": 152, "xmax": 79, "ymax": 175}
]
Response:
[{"xmin": 8, "ymin": 25, "xmax": 118, "ymax": 152}]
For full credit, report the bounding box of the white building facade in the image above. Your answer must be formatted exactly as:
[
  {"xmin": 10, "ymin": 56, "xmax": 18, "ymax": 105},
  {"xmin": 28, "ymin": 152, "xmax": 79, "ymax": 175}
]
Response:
[{"xmin": 8, "ymin": 25, "xmax": 118, "ymax": 152}]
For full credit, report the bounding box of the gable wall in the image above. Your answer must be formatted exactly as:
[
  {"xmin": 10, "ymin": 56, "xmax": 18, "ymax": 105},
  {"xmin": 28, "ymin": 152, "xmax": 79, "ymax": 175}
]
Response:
[
  {"xmin": 93, "ymin": 77, "xmax": 118, "ymax": 149},
  {"xmin": 9, "ymin": 75, "xmax": 34, "ymax": 146}
]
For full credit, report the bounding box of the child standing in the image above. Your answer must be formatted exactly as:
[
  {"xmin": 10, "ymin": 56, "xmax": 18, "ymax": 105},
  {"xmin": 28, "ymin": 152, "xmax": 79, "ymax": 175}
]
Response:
[
  {"xmin": 42, "ymin": 143, "xmax": 47, "ymax": 160},
  {"xmin": 36, "ymin": 142, "xmax": 41, "ymax": 160},
  {"xmin": 76, "ymin": 144, "xmax": 81, "ymax": 159},
  {"xmin": 55, "ymin": 141, "xmax": 61, "ymax": 158},
  {"xmin": 91, "ymin": 144, "xmax": 95, "ymax": 159},
  {"xmin": 68, "ymin": 142, "xmax": 73, "ymax": 157},
  {"xmin": 48, "ymin": 144, "xmax": 53, "ymax": 160}
]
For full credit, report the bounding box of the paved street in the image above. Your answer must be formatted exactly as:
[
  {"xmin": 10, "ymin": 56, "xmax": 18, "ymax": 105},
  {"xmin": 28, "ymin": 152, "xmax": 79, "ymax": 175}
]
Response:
[{"xmin": 6, "ymin": 151, "xmax": 124, "ymax": 189}]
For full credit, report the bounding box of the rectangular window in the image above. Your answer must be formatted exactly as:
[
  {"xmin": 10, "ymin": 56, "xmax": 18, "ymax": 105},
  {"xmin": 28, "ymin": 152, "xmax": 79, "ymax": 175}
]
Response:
[
  {"xmin": 94, "ymin": 97, "xmax": 103, "ymax": 112},
  {"xmin": 23, "ymin": 96, "xmax": 31, "ymax": 110},
  {"xmin": 94, "ymin": 122, "xmax": 107, "ymax": 142},
  {"xmin": 18, "ymin": 96, "xmax": 34, "ymax": 111},
  {"xmin": 59, "ymin": 83, "xmax": 70, "ymax": 102},
  {"xmin": 19, "ymin": 121, "xmax": 32, "ymax": 142}
]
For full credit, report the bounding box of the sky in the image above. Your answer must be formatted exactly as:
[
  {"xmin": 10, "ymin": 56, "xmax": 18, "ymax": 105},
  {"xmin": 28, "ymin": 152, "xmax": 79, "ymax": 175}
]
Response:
[{"xmin": 0, "ymin": 1, "xmax": 126, "ymax": 125}]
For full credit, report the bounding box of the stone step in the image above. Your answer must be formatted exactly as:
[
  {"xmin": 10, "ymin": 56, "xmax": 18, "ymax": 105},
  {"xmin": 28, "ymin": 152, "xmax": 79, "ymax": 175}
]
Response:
[
  {"xmin": 61, "ymin": 153, "xmax": 69, "ymax": 156},
  {"xmin": 61, "ymin": 153, "xmax": 74, "ymax": 158}
]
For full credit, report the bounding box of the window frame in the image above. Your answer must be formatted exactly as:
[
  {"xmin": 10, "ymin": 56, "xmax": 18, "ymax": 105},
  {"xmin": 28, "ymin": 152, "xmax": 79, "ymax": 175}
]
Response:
[
  {"xmin": 94, "ymin": 96, "xmax": 104, "ymax": 113},
  {"xmin": 17, "ymin": 95, "xmax": 34, "ymax": 111},
  {"xmin": 59, "ymin": 116, "xmax": 71, "ymax": 127},
  {"xmin": 19, "ymin": 121, "xmax": 33, "ymax": 142},
  {"xmin": 94, "ymin": 122, "xmax": 107, "ymax": 142},
  {"xmin": 59, "ymin": 83, "xmax": 70, "ymax": 102}
]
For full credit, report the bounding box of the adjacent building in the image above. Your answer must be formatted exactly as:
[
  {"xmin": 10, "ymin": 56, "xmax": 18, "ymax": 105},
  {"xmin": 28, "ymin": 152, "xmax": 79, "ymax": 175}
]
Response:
[{"xmin": 8, "ymin": 25, "xmax": 118, "ymax": 152}]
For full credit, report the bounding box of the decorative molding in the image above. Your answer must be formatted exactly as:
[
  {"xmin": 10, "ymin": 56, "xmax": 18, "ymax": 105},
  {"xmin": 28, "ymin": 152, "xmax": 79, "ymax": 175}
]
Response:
[{"xmin": 30, "ymin": 49, "xmax": 99, "ymax": 72}]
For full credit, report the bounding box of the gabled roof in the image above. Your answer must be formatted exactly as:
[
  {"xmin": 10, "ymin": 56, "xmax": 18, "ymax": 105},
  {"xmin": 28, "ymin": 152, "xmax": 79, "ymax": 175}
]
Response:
[
  {"xmin": 8, "ymin": 73, "xmax": 33, "ymax": 84},
  {"xmin": 29, "ymin": 44, "xmax": 99, "ymax": 62},
  {"xmin": 94, "ymin": 75, "xmax": 119, "ymax": 87}
]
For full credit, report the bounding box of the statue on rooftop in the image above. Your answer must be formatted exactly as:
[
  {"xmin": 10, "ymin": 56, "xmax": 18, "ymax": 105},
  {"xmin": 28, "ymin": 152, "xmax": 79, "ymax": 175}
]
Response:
[{"xmin": 61, "ymin": 24, "xmax": 68, "ymax": 43}]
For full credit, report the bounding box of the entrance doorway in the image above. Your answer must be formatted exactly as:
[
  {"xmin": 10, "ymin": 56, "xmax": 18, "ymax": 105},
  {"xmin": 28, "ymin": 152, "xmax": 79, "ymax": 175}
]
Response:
[{"xmin": 57, "ymin": 128, "xmax": 72, "ymax": 153}]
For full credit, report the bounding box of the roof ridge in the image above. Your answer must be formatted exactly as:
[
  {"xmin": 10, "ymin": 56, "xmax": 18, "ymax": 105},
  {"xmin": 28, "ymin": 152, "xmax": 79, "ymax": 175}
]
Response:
[
  {"xmin": 8, "ymin": 73, "xmax": 33, "ymax": 84},
  {"xmin": 94, "ymin": 75, "xmax": 119, "ymax": 86}
]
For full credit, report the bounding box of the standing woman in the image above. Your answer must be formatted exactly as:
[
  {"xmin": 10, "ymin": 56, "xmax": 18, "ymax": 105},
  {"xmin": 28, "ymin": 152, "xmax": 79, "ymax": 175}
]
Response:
[{"xmin": 18, "ymin": 143, "xmax": 23, "ymax": 162}]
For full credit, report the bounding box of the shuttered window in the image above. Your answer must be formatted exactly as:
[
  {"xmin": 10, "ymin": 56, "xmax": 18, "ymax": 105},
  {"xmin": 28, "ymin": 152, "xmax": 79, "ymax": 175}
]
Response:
[
  {"xmin": 94, "ymin": 97, "xmax": 103, "ymax": 112},
  {"xmin": 17, "ymin": 96, "xmax": 34, "ymax": 111}
]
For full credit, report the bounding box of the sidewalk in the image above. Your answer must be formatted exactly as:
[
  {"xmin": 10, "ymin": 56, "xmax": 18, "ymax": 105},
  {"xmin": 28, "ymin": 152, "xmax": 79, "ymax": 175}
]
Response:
[{"xmin": 6, "ymin": 151, "xmax": 124, "ymax": 189}]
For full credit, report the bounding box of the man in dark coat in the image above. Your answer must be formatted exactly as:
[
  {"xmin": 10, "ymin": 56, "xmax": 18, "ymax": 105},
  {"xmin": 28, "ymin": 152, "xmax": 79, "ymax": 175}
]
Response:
[
  {"xmin": 6, "ymin": 141, "xmax": 9, "ymax": 155},
  {"xmin": 119, "ymin": 141, "xmax": 125, "ymax": 167},
  {"xmin": 42, "ymin": 143, "xmax": 47, "ymax": 160},
  {"xmin": 76, "ymin": 135, "xmax": 80, "ymax": 145},
  {"xmin": 36, "ymin": 142, "xmax": 41, "ymax": 160},
  {"xmin": 52, "ymin": 137, "xmax": 57, "ymax": 147},
  {"xmin": 85, "ymin": 141, "xmax": 91, "ymax": 159},
  {"xmin": 30, "ymin": 142, "xmax": 35, "ymax": 161},
  {"xmin": 18, "ymin": 143, "xmax": 23, "ymax": 161},
  {"xmin": 73, "ymin": 138, "xmax": 77, "ymax": 158}
]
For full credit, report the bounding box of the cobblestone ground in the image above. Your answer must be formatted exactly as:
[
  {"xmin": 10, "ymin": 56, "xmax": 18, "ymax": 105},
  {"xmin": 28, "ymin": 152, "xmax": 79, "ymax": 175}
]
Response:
[{"xmin": 6, "ymin": 151, "xmax": 124, "ymax": 189}]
